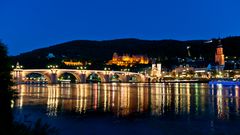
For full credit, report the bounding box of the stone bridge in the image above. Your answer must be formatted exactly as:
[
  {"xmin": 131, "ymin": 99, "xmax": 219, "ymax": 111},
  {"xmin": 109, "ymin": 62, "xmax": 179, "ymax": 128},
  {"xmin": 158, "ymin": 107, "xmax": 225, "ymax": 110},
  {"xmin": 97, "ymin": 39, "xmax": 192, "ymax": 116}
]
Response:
[{"xmin": 12, "ymin": 69, "xmax": 148, "ymax": 84}]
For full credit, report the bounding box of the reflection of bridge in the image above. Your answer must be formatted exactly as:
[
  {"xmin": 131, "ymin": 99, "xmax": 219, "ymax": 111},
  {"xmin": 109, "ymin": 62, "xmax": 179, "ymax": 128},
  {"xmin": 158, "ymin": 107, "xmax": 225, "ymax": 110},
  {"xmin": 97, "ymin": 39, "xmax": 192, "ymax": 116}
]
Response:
[{"xmin": 12, "ymin": 69, "xmax": 147, "ymax": 84}]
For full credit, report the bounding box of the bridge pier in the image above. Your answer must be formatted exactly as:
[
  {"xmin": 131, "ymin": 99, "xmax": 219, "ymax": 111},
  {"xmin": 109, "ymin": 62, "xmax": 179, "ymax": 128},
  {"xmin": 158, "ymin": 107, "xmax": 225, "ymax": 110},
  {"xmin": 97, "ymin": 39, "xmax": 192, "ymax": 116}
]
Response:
[
  {"xmin": 125, "ymin": 75, "xmax": 131, "ymax": 83},
  {"xmin": 80, "ymin": 74, "xmax": 86, "ymax": 83},
  {"xmin": 50, "ymin": 73, "xmax": 58, "ymax": 84},
  {"xmin": 104, "ymin": 74, "xmax": 111, "ymax": 83}
]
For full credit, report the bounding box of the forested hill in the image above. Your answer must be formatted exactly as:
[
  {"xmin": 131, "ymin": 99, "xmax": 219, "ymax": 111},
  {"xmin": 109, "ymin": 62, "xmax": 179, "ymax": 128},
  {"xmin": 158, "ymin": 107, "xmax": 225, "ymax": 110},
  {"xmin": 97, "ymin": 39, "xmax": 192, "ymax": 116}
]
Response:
[{"xmin": 11, "ymin": 36, "xmax": 240, "ymax": 68}]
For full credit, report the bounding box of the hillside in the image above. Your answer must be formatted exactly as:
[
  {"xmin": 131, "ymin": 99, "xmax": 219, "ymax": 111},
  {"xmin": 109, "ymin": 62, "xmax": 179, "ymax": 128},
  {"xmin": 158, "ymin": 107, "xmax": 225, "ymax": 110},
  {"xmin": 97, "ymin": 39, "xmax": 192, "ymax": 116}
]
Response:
[{"xmin": 11, "ymin": 37, "xmax": 240, "ymax": 68}]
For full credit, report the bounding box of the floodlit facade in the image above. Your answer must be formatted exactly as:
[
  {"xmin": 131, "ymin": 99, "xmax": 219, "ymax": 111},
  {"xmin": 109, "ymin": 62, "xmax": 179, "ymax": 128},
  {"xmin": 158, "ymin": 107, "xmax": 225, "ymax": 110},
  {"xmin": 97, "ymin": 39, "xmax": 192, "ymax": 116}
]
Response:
[
  {"xmin": 215, "ymin": 45, "xmax": 225, "ymax": 66},
  {"xmin": 63, "ymin": 61, "xmax": 83, "ymax": 66},
  {"xmin": 107, "ymin": 53, "xmax": 149, "ymax": 67}
]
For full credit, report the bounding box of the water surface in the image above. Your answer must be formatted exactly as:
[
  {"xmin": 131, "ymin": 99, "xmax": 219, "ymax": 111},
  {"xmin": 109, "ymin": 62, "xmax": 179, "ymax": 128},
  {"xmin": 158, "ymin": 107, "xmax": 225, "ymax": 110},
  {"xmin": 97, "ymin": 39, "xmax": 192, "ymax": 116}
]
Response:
[{"xmin": 14, "ymin": 83, "xmax": 240, "ymax": 135}]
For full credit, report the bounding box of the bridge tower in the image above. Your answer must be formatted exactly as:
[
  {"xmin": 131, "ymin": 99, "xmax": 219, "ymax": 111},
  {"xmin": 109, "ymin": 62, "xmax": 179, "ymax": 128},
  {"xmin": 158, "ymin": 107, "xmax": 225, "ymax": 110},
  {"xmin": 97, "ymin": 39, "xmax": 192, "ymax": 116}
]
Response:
[{"xmin": 12, "ymin": 62, "xmax": 24, "ymax": 84}]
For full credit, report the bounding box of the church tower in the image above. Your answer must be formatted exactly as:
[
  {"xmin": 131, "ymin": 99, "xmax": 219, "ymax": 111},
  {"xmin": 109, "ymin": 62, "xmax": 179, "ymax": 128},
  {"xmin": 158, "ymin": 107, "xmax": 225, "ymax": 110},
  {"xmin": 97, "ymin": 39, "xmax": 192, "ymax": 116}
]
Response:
[{"xmin": 215, "ymin": 40, "xmax": 225, "ymax": 66}]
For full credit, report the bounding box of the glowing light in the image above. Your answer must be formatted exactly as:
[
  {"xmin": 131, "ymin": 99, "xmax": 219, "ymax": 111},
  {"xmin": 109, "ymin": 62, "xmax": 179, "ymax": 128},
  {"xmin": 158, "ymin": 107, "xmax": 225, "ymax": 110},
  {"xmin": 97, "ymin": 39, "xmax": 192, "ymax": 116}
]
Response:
[
  {"xmin": 107, "ymin": 53, "xmax": 149, "ymax": 67},
  {"xmin": 63, "ymin": 61, "xmax": 83, "ymax": 66}
]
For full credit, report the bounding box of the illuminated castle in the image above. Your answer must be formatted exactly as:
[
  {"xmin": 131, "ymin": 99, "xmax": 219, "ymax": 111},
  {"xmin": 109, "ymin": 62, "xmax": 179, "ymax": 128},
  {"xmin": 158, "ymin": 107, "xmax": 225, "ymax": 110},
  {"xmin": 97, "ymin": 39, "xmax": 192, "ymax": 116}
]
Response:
[
  {"xmin": 107, "ymin": 53, "xmax": 149, "ymax": 67},
  {"xmin": 215, "ymin": 42, "xmax": 225, "ymax": 66}
]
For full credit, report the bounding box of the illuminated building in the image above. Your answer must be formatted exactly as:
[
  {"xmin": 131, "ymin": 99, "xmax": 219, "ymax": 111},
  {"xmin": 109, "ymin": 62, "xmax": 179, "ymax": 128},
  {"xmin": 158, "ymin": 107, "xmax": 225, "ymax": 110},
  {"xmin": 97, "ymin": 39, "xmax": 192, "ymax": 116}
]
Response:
[
  {"xmin": 215, "ymin": 44, "xmax": 225, "ymax": 66},
  {"xmin": 151, "ymin": 63, "xmax": 161, "ymax": 77},
  {"xmin": 107, "ymin": 53, "xmax": 149, "ymax": 67},
  {"xmin": 172, "ymin": 65, "xmax": 194, "ymax": 78},
  {"xmin": 215, "ymin": 40, "xmax": 225, "ymax": 71},
  {"xmin": 46, "ymin": 53, "xmax": 55, "ymax": 59},
  {"xmin": 63, "ymin": 61, "xmax": 83, "ymax": 66}
]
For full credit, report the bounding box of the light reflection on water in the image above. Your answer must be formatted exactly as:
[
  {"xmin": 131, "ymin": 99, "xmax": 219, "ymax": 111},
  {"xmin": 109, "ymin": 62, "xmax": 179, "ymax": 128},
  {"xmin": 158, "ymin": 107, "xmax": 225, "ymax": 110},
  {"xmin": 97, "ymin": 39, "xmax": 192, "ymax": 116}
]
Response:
[{"xmin": 14, "ymin": 83, "xmax": 240, "ymax": 120}]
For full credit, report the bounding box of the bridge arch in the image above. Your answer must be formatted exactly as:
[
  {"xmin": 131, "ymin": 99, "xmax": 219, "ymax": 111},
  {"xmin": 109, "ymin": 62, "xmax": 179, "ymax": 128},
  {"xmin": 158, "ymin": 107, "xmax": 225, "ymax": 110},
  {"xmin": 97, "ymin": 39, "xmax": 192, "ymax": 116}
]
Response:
[
  {"xmin": 57, "ymin": 71, "xmax": 81, "ymax": 83},
  {"xmin": 110, "ymin": 73, "xmax": 127, "ymax": 82},
  {"xmin": 151, "ymin": 78, "xmax": 158, "ymax": 83},
  {"xmin": 128, "ymin": 74, "xmax": 145, "ymax": 83},
  {"xmin": 23, "ymin": 72, "xmax": 51, "ymax": 83},
  {"xmin": 86, "ymin": 72, "xmax": 107, "ymax": 83},
  {"xmin": 86, "ymin": 72, "xmax": 101, "ymax": 82}
]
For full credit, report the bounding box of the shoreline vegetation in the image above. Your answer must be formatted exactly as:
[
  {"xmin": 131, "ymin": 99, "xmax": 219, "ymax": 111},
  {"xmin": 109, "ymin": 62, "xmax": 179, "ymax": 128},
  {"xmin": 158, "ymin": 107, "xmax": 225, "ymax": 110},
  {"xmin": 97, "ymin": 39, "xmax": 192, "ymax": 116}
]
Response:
[
  {"xmin": 0, "ymin": 42, "xmax": 58, "ymax": 135},
  {"xmin": 0, "ymin": 42, "xmax": 15, "ymax": 134}
]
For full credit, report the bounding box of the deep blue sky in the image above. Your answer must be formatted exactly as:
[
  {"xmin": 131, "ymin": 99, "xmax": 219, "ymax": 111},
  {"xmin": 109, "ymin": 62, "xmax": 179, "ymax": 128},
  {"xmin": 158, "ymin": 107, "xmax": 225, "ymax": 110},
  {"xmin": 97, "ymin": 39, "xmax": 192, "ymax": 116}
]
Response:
[{"xmin": 0, "ymin": 0, "xmax": 239, "ymax": 55}]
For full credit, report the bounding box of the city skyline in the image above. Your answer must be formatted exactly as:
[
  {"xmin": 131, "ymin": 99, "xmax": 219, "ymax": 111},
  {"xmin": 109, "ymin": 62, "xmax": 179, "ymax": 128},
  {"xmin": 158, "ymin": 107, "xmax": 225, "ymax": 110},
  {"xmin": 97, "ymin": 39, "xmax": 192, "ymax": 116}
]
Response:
[{"xmin": 1, "ymin": 0, "xmax": 239, "ymax": 55}]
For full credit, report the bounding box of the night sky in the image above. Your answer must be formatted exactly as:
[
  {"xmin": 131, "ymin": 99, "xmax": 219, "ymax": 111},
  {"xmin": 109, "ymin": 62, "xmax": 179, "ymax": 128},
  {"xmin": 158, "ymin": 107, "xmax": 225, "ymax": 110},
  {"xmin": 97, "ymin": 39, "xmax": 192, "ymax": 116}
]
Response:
[{"xmin": 0, "ymin": 0, "xmax": 239, "ymax": 55}]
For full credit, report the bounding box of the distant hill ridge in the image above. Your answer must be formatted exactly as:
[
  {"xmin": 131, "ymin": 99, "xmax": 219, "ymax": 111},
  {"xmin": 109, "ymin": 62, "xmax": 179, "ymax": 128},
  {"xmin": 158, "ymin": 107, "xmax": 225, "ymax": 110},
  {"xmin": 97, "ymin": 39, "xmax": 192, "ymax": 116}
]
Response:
[{"xmin": 12, "ymin": 36, "xmax": 240, "ymax": 68}]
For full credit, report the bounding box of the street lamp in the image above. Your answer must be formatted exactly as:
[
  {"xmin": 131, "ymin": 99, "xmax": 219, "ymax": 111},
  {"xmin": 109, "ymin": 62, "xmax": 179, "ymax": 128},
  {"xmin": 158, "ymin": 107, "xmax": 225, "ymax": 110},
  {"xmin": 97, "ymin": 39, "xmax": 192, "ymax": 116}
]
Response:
[
  {"xmin": 47, "ymin": 64, "xmax": 58, "ymax": 74},
  {"xmin": 77, "ymin": 66, "xmax": 87, "ymax": 70},
  {"xmin": 47, "ymin": 64, "xmax": 58, "ymax": 69},
  {"xmin": 12, "ymin": 62, "xmax": 23, "ymax": 69},
  {"xmin": 104, "ymin": 67, "xmax": 111, "ymax": 71}
]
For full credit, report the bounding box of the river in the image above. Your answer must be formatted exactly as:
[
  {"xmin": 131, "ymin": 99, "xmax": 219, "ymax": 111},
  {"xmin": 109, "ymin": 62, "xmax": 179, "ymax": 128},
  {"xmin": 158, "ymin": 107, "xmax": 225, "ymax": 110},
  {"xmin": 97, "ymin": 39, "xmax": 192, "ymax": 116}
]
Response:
[{"xmin": 13, "ymin": 83, "xmax": 240, "ymax": 135}]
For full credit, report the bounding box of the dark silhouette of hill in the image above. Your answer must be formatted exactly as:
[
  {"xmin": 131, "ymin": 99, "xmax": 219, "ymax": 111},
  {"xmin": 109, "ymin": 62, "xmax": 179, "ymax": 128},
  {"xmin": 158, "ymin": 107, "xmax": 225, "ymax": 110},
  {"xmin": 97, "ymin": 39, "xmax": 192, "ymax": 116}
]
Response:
[{"xmin": 11, "ymin": 37, "xmax": 240, "ymax": 68}]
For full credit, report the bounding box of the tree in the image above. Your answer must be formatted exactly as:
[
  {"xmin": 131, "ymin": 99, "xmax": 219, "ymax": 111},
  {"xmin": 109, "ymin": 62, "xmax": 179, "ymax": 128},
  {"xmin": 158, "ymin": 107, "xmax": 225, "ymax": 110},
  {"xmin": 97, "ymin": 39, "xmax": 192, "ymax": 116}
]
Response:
[
  {"xmin": 0, "ymin": 42, "xmax": 58, "ymax": 135},
  {"xmin": 0, "ymin": 42, "xmax": 15, "ymax": 134}
]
